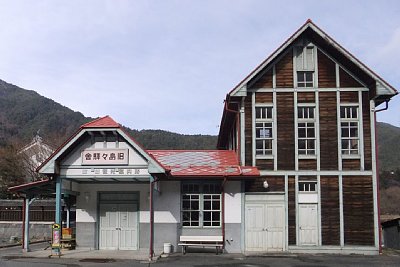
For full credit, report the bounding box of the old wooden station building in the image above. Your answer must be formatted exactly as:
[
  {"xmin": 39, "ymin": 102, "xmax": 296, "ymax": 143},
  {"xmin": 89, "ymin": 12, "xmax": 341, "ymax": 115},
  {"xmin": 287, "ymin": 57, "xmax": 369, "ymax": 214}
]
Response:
[{"xmin": 11, "ymin": 20, "xmax": 398, "ymax": 257}]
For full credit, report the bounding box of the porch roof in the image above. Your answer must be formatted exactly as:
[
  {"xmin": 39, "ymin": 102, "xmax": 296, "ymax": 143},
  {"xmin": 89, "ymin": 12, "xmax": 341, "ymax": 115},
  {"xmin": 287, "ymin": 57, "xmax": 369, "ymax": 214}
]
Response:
[
  {"xmin": 8, "ymin": 179, "xmax": 54, "ymax": 197},
  {"xmin": 148, "ymin": 150, "xmax": 259, "ymax": 177}
]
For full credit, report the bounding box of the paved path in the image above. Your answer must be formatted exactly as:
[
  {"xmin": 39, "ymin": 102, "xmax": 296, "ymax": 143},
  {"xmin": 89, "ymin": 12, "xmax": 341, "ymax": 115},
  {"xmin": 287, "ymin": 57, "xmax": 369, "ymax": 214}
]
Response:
[{"xmin": 1, "ymin": 245, "xmax": 400, "ymax": 267}]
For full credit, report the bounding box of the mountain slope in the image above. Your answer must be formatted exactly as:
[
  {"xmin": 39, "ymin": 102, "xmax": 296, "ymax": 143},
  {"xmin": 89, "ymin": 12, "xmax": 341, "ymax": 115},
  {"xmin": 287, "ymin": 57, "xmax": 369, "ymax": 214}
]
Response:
[
  {"xmin": 377, "ymin": 122, "xmax": 400, "ymax": 171},
  {"xmin": 0, "ymin": 79, "xmax": 217, "ymax": 150}
]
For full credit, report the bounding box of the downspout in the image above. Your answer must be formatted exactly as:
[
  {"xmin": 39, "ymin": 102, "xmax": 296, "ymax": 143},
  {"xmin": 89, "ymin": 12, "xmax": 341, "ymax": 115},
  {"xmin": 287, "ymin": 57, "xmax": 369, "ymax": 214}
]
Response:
[
  {"xmin": 221, "ymin": 177, "xmax": 228, "ymax": 252},
  {"xmin": 374, "ymin": 99, "xmax": 389, "ymax": 254}
]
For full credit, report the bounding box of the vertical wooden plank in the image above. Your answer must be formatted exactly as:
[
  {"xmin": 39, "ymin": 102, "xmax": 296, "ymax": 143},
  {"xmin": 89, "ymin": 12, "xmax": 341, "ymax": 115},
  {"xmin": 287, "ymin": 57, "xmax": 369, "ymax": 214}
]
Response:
[
  {"xmin": 277, "ymin": 93, "xmax": 295, "ymax": 170},
  {"xmin": 319, "ymin": 92, "xmax": 338, "ymax": 170}
]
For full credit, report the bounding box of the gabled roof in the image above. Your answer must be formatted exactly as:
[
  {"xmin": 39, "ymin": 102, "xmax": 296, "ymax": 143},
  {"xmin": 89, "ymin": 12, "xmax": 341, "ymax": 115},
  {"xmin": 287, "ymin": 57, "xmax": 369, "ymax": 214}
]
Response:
[
  {"xmin": 37, "ymin": 116, "xmax": 166, "ymax": 175},
  {"xmin": 218, "ymin": 19, "xmax": 398, "ymax": 148},
  {"xmin": 229, "ymin": 19, "xmax": 398, "ymax": 98},
  {"xmin": 81, "ymin": 115, "xmax": 120, "ymax": 128},
  {"xmin": 149, "ymin": 150, "xmax": 259, "ymax": 177}
]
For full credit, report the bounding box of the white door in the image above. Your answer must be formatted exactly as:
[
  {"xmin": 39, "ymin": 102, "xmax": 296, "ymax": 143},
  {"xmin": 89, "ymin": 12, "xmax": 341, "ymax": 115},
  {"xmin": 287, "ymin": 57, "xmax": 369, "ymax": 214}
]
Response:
[
  {"xmin": 99, "ymin": 203, "xmax": 138, "ymax": 250},
  {"xmin": 265, "ymin": 204, "xmax": 285, "ymax": 251},
  {"xmin": 245, "ymin": 204, "xmax": 265, "ymax": 251},
  {"xmin": 99, "ymin": 204, "xmax": 119, "ymax": 250},
  {"xmin": 118, "ymin": 203, "xmax": 138, "ymax": 250},
  {"xmin": 245, "ymin": 202, "xmax": 285, "ymax": 252},
  {"xmin": 298, "ymin": 204, "xmax": 318, "ymax": 246}
]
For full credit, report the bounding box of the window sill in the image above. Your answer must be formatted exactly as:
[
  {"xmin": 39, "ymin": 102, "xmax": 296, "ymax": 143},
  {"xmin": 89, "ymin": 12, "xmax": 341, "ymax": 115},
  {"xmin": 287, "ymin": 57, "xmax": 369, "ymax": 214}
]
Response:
[
  {"xmin": 298, "ymin": 155, "xmax": 317, "ymax": 160},
  {"xmin": 255, "ymin": 155, "xmax": 274, "ymax": 160},
  {"xmin": 342, "ymin": 155, "xmax": 361, "ymax": 159}
]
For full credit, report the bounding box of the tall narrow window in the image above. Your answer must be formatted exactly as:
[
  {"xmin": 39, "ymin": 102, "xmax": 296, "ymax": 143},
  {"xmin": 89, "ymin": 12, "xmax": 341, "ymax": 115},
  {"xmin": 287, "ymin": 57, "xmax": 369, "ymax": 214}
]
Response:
[
  {"xmin": 340, "ymin": 106, "xmax": 359, "ymax": 155},
  {"xmin": 255, "ymin": 106, "xmax": 273, "ymax": 157},
  {"xmin": 296, "ymin": 46, "xmax": 315, "ymax": 88},
  {"xmin": 298, "ymin": 106, "xmax": 316, "ymax": 155}
]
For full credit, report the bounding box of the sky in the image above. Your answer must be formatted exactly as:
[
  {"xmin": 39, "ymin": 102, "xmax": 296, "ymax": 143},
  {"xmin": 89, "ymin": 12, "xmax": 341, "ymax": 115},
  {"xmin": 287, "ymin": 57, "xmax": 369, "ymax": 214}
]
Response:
[{"xmin": 0, "ymin": 0, "xmax": 399, "ymax": 135}]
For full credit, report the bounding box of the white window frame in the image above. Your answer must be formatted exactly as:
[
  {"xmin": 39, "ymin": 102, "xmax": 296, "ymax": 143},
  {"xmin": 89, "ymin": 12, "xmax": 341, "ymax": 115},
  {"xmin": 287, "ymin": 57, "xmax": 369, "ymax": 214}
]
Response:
[
  {"xmin": 295, "ymin": 45, "xmax": 315, "ymax": 88},
  {"xmin": 298, "ymin": 181, "xmax": 318, "ymax": 192},
  {"xmin": 254, "ymin": 105, "xmax": 274, "ymax": 159},
  {"xmin": 297, "ymin": 104, "xmax": 316, "ymax": 158},
  {"xmin": 181, "ymin": 183, "xmax": 222, "ymax": 228},
  {"xmin": 340, "ymin": 105, "xmax": 360, "ymax": 157}
]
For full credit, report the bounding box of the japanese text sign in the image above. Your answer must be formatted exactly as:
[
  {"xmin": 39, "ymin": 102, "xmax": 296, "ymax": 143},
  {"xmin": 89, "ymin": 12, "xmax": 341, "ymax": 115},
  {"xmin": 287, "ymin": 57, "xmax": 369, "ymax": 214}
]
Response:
[{"xmin": 81, "ymin": 149, "xmax": 129, "ymax": 165}]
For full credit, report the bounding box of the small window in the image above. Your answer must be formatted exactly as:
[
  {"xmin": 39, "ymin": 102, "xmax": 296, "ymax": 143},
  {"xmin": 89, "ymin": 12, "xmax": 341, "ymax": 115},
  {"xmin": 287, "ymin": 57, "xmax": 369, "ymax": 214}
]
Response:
[
  {"xmin": 297, "ymin": 71, "xmax": 314, "ymax": 88},
  {"xmin": 298, "ymin": 181, "xmax": 317, "ymax": 192},
  {"xmin": 255, "ymin": 106, "xmax": 272, "ymax": 120}
]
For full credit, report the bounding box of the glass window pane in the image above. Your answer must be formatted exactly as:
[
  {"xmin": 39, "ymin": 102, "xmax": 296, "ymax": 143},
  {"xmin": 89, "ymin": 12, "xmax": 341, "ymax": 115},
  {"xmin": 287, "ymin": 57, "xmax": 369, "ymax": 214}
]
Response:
[
  {"xmin": 299, "ymin": 128, "xmax": 306, "ymax": 138},
  {"xmin": 255, "ymin": 107, "xmax": 261, "ymax": 119},
  {"xmin": 212, "ymin": 212, "xmax": 220, "ymax": 221},
  {"xmin": 299, "ymin": 139, "xmax": 306, "ymax": 149},
  {"xmin": 307, "ymin": 139, "xmax": 315, "ymax": 149},
  {"xmin": 309, "ymin": 108, "xmax": 314, "ymax": 118},
  {"xmin": 307, "ymin": 127, "xmax": 315, "ymax": 138},
  {"xmin": 204, "ymin": 200, "xmax": 211, "ymax": 210},
  {"xmin": 212, "ymin": 200, "xmax": 220, "ymax": 210},
  {"xmin": 191, "ymin": 200, "xmax": 199, "ymax": 210}
]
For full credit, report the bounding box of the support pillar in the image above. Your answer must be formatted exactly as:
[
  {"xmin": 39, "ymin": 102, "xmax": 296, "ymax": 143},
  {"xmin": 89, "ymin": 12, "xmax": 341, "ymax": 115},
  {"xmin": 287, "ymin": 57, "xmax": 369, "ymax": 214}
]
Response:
[
  {"xmin": 23, "ymin": 197, "xmax": 30, "ymax": 252},
  {"xmin": 23, "ymin": 197, "xmax": 35, "ymax": 252},
  {"xmin": 149, "ymin": 177, "xmax": 154, "ymax": 261},
  {"xmin": 53, "ymin": 176, "xmax": 62, "ymax": 255}
]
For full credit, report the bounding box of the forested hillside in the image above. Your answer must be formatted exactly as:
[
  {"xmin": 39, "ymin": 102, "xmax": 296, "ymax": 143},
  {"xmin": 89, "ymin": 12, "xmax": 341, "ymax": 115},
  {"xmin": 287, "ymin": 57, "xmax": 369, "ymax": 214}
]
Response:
[{"xmin": 0, "ymin": 79, "xmax": 217, "ymax": 150}]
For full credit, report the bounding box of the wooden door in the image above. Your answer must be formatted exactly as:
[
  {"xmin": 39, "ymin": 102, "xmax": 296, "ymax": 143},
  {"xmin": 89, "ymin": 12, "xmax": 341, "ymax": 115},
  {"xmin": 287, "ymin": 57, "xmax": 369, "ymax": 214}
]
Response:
[
  {"xmin": 265, "ymin": 204, "xmax": 285, "ymax": 251},
  {"xmin": 298, "ymin": 204, "xmax": 318, "ymax": 246}
]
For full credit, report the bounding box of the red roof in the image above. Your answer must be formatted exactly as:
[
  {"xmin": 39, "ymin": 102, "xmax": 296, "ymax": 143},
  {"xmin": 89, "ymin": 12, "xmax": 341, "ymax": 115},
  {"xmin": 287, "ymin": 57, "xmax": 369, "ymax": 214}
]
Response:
[
  {"xmin": 81, "ymin": 116, "xmax": 120, "ymax": 128},
  {"xmin": 148, "ymin": 150, "xmax": 259, "ymax": 177}
]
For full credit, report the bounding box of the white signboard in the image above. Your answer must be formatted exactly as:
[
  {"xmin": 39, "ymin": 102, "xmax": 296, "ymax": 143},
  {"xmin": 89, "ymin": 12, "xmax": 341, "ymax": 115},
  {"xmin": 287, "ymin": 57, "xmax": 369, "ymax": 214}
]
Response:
[
  {"xmin": 60, "ymin": 168, "xmax": 149, "ymax": 177},
  {"xmin": 81, "ymin": 149, "xmax": 129, "ymax": 165}
]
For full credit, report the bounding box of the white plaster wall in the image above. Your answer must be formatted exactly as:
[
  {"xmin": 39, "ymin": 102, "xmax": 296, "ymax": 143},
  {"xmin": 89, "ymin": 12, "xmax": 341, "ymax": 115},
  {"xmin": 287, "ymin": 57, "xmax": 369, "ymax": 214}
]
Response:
[
  {"xmin": 75, "ymin": 181, "xmax": 181, "ymax": 224},
  {"xmin": 76, "ymin": 183, "xmax": 148, "ymax": 223},
  {"xmin": 224, "ymin": 181, "xmax": 242, "ymax": 223}
]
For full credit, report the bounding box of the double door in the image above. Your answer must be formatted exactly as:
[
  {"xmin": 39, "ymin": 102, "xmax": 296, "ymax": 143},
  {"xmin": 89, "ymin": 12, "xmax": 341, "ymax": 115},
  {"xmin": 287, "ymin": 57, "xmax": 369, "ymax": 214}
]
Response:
[
  {"xmin": 245, "ymin": 201, "xmax": 285, "ymax": 252},
  {"xmin": 99, "ymin": 203, "xmax": 138, "ymax": 250}
]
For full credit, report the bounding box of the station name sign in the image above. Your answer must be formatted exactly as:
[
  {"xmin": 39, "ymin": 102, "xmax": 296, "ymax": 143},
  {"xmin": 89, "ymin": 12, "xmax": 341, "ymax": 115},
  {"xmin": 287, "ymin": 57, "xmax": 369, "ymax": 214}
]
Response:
[{"xmin": 81, "ymin": 149, "xmax": 129, "ymax": 165}]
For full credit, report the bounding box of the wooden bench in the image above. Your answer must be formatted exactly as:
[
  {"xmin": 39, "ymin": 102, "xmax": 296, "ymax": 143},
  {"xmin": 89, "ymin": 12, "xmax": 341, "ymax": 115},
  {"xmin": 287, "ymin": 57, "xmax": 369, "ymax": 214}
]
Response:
[{"xmin": 178, "ymin": 236, "xmax": 223, "ymax": 255}]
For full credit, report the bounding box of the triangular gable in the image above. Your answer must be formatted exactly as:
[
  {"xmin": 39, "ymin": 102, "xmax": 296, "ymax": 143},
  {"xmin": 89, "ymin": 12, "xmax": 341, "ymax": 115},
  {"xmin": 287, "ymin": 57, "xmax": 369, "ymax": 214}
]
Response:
[
  {"xmin": 37, "ymin": 116, "xmax": 166, "ymax": 176},
  {"xmin": 229, "ymin": 19, "xmax": 398, "ymax": 98}
]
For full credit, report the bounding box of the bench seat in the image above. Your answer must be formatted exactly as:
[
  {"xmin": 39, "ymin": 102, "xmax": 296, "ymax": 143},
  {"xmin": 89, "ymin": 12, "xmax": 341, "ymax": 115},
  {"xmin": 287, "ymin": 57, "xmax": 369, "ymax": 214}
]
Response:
[{"xmin": 178, "ymin": 236, "xmax": 223, "ymax": 254}]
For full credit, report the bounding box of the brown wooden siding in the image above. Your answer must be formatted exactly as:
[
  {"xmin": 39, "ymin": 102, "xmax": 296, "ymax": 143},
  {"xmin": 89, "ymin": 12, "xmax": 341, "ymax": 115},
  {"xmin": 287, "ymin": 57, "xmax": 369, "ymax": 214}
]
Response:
[
  {"xmin": 288, "ymin": 176, "xmax": 296, "ymax": 245},
  {"xmin": 255, "ymin": 92, "xmax": 273, "ymax": 103},
  {"xmin": 343, "ymin": 176, "xmax": 374, "ymax": 245},
  {"xmin": 244, "ymin": 95, "xmax": 252, "ymax": 166},
  {"xmin": 320, "ymin": 176, "xmax": 340, "ymax": 245},
  {"xmin": 256, "ymin": 159, "xmax": 274, "ymax": 170},
  {"xmin": 319, "ymin": 92, "xmax": 338, "ymax": 170},
  {"xmin": 363, "ymin": 91, "xmax": 372, "ymax": 170},
  {"xmin": 317, "ymin": 50, "xmax": 336, "ymax": 88},
  {"xmin": 245, "ymin": 176, "xmax": 284, "ymax": 192},
  {"xmin": 276, "ymin": 50, "xmax": 293, "ymax": 88},
  {"xmin": 277, "ymin": 93, "xmax": 295, "ymax": 170},
  {"xmin": 252, "ymin": 69, "xmax": 273, "ymax": 88},
  {"xmin": 297, "ymin": 92, "xmax": 315, "ymax": 103},
  {"xmin": 339, "ymin": 67, "xmax": 363, "ymax": 87},
  {"xmin": 342, "ymin": 159, "xmax": 360, "ymax": 170},
  {"xmin": 340, "ymin": 91, "xmax": 358, "ymax": 103},
  {"xmin": 298, "ymin": 159, "xmax": 317, "ymax": 170}
]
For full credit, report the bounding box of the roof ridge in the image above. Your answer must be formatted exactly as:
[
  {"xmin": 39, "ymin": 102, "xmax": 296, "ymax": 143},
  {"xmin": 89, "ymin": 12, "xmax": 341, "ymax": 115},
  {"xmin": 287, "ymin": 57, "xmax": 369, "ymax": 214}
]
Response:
[{"xmin": 81, "ymin": 115, "xmax": 120, "ymax": 128}]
